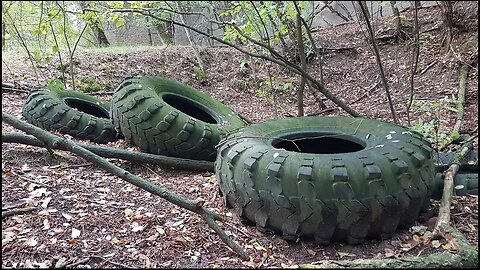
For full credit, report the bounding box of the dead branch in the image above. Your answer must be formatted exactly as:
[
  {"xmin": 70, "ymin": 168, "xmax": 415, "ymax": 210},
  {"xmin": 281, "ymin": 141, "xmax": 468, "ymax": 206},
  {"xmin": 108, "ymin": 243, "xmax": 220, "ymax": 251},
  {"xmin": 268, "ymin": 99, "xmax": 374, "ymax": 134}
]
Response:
[
  {"xmin": 453, "ymin": 64, "xmax": 468, "ymax": 132},
  {"xmin": 433, "ymin": 138, "xmax": 474, "ymax": 237},
  {"xmin": 417, "ymin": 60, "xmax": 438, "ymax": 75},
  {"xmin": 2, "ymin": 112, "xmax": 248, "ymax": 261},
  {"xmin": 2, "ymin": 132, "xmax": 214, "ymax": 172},
  {"xmin": 438, "ymin": 64, "xmax": 469, "ymax": 151},
  {"xmin": 2, "ymin": 207, "xmax": 38, "ymax": 219}
]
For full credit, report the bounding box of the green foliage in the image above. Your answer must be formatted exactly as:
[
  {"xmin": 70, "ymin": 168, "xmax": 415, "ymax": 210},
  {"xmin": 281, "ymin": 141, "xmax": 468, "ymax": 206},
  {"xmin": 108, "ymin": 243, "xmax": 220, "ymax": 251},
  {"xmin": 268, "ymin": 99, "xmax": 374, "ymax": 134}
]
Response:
[
  {"xmin": 47, "ymin": 78, "xmax": 65, "ymax": 91},
  {"xmin": 193, "ymin": 66, "xmax": 206, "ymax": 81},
  {"xmin": 409, "ymin": 96, "xmax": 456, "ymax": 149},
  {"xmin": 220, "ymin": 1, "xmax": 313, "ymax": 51}
]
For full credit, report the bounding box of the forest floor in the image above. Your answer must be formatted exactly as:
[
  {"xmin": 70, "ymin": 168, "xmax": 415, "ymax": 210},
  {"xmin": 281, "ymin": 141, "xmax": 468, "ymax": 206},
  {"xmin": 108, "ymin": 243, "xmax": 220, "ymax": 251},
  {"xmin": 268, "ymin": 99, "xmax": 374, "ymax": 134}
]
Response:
[{"xmin": 2, "ymin": 5, "xmax": 478, "ymax": 268}]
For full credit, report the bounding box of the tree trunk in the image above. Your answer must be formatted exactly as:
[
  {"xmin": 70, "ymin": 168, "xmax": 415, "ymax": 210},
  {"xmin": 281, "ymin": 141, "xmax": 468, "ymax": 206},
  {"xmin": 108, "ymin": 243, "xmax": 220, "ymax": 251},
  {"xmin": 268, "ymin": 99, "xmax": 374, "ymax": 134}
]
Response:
[
  {"xmin": 155, "ymin": 21, "xmax": 174, "ymax": 45},
  {"xmin": 439, "ymin": 1, "xmax": 454, "ymax": 47},
  {"xmin": 92, "ymin": 23, "xmax": 110, "ymax": 47},
  {"xmin": 79, "ymin": 1, "xmax": 110, "ymax": 47},
  {"xmin": 2, "ymin": 18, "xmax": 5, "ymax": 51},
  {"xmin": 390, "ymin": 1, "xmax": 403, "ymax": 40},
  {"xmin": 354, "ymin": 1, "xmax": 370, "ymax": 21},
  {"xmin": 176, "ymin": 2, "xmax": 205, "ymax": 75},
  {"xmin": 296, "ymin": 13, "xmax": 306, "ymax": 117}
]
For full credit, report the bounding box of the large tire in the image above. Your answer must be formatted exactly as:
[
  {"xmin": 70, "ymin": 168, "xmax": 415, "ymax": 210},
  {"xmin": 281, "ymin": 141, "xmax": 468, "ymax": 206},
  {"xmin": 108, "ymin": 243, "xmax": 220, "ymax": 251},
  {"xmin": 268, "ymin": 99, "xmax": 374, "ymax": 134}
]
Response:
[
  {"xmin": 215, "ymin": 116, "xmax": 436, "ymax": 244},
  {"xmin": 111, "ymin": 75, "xmax": 247, "ymax": 161},
  {"xmin": 22, "ymin": 88, "xmax": 117, "ymax": 143}
]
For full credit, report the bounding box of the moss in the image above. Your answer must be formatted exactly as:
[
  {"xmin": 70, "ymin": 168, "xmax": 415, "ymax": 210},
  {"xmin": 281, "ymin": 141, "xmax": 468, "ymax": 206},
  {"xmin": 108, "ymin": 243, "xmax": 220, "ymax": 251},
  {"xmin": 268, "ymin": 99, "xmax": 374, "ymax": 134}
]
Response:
[{"xmin": 74, "ymin": 76, "xmax": 106, "ymax": 93}]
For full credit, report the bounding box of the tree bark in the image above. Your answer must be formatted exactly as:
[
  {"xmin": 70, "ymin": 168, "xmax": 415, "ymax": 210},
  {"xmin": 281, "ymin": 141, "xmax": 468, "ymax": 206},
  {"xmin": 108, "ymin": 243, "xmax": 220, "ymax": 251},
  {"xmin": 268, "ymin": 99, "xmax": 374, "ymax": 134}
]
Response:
[
  {"xmin": 2, "ymin": 132, "xmax": 214, "ymax": 172},
  {"xmin": 439, "ymin": 1, "xmax": 454, "ymax": 48},
  {"xmin": 176, "ymin": 2, "xmax": 206, "ymax": 75},
  {"xmin": 438, "ymin": 64, "xmax": 469, "ymax": 151},
  {"xmin": 296, "ymin": 13, "xmax": 306, "ymax": 117},
  {"xmin": 354, "ymin": 1, "xmax": 370, "ymax": 21},
  {"xmin": 406, "ymin": 1, "xmax": 421, "ymax": 125},
  {"xmin": 433, "ymin": 138, "xmax": 473, "ymax": 236},
  {"xmin": 2, "ymin": 112, "xmax": 248, "ymax": 260},
  {"xmin": 79, "ymin": 2, "xmax": 110, "ymax": 47},
  {"xmin": 453, "ymin": 64, "xmax": 468, "ymax": 132},
  {"xmin": 390, "ymin": 1, "xmax": 403, "ymax": 40}
]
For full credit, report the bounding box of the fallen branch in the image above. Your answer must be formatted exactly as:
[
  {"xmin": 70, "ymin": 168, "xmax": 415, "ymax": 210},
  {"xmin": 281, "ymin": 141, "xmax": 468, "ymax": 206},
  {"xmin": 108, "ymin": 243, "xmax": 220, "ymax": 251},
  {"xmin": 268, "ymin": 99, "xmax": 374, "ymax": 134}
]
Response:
[
  {"xmin": 438, "ymin": 64, "xmax": 469, "ymax": 151},
  {"xmin": 433, "ymin": 138, "xmax": 474, "ymax": 237},
  {"xmin": 297, "ymin": 241, "xmax": 477, "ymax": 268},
  {"xmin": 417, "ymin": 60, "xmax": 438, "ymax": 76},
  {"xmin": 2, "ymin": 111, "xmax": 248, "ymax": 261},
  {"xmin": 452, "ymin": 64, "xmax": 468, "ymax": 132},
  {"xmin": 2, "ymin": 207, "xmax": 38, "ymax": 219},
  {"xmin": 2, "ymin": 132, "xmax": 214, "ymax": 172}
]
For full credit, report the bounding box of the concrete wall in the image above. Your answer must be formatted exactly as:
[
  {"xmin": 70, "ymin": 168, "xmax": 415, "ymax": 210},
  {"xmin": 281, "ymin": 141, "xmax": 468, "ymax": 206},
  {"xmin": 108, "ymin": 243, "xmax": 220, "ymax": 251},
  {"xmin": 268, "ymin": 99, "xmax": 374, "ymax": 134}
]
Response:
[{"xmin": 102, "ymin": 1, "xmax": 437, "ymax": 46}]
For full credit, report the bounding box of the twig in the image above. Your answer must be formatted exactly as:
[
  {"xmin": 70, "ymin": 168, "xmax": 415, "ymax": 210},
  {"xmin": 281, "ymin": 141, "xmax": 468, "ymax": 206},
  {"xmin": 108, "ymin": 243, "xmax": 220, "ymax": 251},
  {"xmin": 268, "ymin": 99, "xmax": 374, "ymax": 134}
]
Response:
[
  {"xmin": 90, "ymin": 256, "xmax": 134, "ymax": 269},
  {"xmin": 65, "ymin": 257, "xmax": 91, "ymax": 268},
  {"xmin": 1, "ymin": 87, "xmax": 30, "ymax": 94},
  {"xmin": 349, "ymin": 80, "xmax": 381, "ymax": 105},
  {"xmin": 417, "ymin": 60, "xmax": 438, "ymax": 75},
  {"xmin": 307, "ymin": 108, "xmax": 334, "ymax": 116},
  {"xmin": 2, "ymin": 207, "xmax": 38, "ymax": 219},
  {"xmin": 10, "ymin": 170, "xmax": 53, "ymax": 188}
]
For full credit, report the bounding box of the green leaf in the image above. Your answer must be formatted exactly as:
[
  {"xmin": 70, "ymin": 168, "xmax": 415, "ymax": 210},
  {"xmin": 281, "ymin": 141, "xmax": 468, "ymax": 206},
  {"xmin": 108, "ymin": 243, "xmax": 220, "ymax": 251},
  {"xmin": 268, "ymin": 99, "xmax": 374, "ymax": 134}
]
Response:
[
  {"xmin": 450, "ymin": 130, "xmax": 460, "ymax": 140},
  {"xmin": 47, "ymin": 79, "xmax": 65, "ymax": 92}
]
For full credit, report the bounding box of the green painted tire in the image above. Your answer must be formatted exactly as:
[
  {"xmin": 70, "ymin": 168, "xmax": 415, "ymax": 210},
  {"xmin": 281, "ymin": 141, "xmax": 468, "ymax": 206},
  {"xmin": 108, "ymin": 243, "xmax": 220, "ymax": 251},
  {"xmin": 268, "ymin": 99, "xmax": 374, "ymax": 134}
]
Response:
[
  {"xmin": 21, "ymin": 88, "xmax": 117, "ymax": 143},
  {"xmin": 215, "ymin": 116, "xmax": 436, "ymax": 244},
  {"xmin": 111, "ymin": 75, "xmax": 247, "ymax": 161}
]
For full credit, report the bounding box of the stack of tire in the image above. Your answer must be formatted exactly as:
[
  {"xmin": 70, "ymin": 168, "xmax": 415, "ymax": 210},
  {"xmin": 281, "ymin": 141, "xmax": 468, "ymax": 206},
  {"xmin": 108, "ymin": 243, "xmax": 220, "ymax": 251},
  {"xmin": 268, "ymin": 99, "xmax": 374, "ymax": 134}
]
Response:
[{"xmin": 22, "ymin": 75, "xmax": 458, "ymax": 245}]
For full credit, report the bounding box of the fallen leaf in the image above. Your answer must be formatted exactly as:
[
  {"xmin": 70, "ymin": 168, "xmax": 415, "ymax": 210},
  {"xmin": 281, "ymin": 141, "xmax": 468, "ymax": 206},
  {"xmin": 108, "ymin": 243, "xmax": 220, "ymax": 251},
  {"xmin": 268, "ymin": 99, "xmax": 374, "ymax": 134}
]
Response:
[
  {"xmin": 25, "ymin": 237, "xmax": 38, "ymax": 247},
  {"xmin": 413, "ymin": 234, "xmax": 421, "ymax": 242},
  {"xmin": 384, "ymin": 248, "xmax": 395, "ymax": 258},
  {"xmin": 155, "ymin": 226, "xmax": 165, "ymax": 235},
  {"xmin": 145, "ymin": 234, "xmax": 159, "ymax": 241},
  {"xmin": 442, "ymin": 242, "xmax": 452, "ymax": 250},
  {"xmin": 43, "ymin": 219, "xmax": 50, "ymax": 230},
  {"xmin": 253, "ymin": 257, "xmax": 262, "ymax": 263},
  {"xmin": 62, "ymin": 213, "xmax": 73, "ymax": 221},
  {"xmin": 71, "ymin": 228, "xmax": 81, "ymax": 239},
  {"xmin": 431, "ymin": 240, "xmax": 441, "ymax": 248},
  {"xmin": 55, "ymin": 257, "xmax": 67, "ymax": 268},
  {"xmin": 132, "ymin": 225, "xmax": 145, "ymax": 232},
  {"xmin": 124, "ymin": 208, "xmax": 133, "ymax": 218},
  {"xmin": 21, "ymin": 164, "xmax": 31, "ymax": 172},
  {"xmin": 41, "ymin": 197, "xmax": 52, "ymax": 208}
]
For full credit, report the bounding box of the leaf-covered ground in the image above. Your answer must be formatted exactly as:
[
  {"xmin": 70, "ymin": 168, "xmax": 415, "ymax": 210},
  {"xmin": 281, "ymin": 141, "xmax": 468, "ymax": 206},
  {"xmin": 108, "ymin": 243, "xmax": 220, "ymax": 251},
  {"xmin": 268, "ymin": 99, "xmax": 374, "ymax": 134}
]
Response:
[{"xmin": 2, "ymin": 6, "xmax": 478, "ymax": 268}]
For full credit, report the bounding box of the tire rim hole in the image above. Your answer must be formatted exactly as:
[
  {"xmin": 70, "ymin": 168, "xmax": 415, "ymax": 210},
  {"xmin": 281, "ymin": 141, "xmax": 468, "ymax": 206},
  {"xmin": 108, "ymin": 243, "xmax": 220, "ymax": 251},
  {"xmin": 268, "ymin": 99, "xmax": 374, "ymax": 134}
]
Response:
[
  {"xmin": 64, "ymin": 98, "xmax": 110, "ymax": 119},
  {"xmin": 272, "ymin": 133, "xmax": 366, "ymax": 154},
  {"xmin": 163, "ymin": 94, "xmax": 219, "ymax": 124}
]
